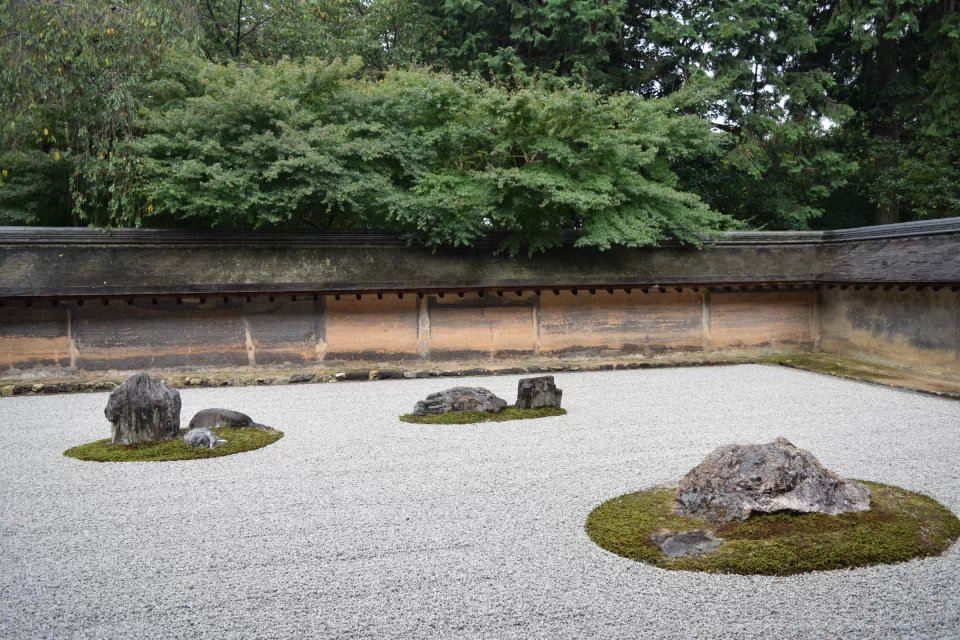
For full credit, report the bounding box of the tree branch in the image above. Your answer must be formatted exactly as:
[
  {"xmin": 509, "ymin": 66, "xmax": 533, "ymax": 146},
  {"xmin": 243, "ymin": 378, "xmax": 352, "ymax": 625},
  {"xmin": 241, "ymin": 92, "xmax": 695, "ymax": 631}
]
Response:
[
  {"xmin": 240, "ymin": 12, "xmax": 277, "ymax": 39},
  {"xmin": 202, "ymin": 0, "xmax": 230, "ymax": 53},
  {"xmin": 234, "ymin": 0, "xmax": 243, "ymax": 58}
]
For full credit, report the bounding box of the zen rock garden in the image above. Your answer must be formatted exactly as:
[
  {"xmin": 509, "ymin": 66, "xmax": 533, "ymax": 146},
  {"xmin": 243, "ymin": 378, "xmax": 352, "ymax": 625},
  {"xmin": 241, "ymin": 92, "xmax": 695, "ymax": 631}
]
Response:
[
  {"xmin": 5, "ymin": 364, "xmax": 959, "ymax": 638},
  {"xmin": 64, "ymin": 373, "xmax": 283, "ymax": 462},
  {"xmin": 62, "ymin": 371, "xmax": 960, "ymax": 575}
]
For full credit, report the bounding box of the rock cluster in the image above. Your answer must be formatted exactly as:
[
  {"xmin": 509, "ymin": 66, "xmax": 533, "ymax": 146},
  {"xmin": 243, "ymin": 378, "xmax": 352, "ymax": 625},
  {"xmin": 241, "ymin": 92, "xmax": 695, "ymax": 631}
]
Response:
[
  {"xmin": 675, "ymin": 437, "xmax": 871, "ymax": 522},
  {"xmin": 515, "ymin": 376, "xmax": 562, "ymax": 409},
  {"xmin": 413, "ymin": 387, "xmax": 508, "ymax": 415},
  {"xmin": 104, "ymin": 373, "xmax": 181, "ymax": 445},
  {"xmin": 103, "ymin": 373, "xmax": 271, "ymax": 448}
]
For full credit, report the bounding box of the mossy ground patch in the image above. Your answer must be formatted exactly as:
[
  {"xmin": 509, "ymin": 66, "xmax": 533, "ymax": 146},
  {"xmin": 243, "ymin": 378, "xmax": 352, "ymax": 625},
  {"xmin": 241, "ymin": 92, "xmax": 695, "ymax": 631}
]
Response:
[
  {"xmin": 399, "ymin": 406, "xmax": 566, "ymax": 424},
  {"xmin": 586, "ymin": 481, "xmax": 960, "ymax": 576},
  {"xmin": 64, "ymin": 427, "xmax": 283, "ymax": 462}
]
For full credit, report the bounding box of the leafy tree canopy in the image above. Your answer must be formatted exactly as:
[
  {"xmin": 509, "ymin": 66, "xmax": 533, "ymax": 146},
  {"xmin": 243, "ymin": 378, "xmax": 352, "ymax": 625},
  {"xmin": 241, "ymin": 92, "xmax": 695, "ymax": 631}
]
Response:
[
  {"xmin": 122, "ymin": 59, "xmax": 734, "ymax": 253},
  {"xmin": 1, "ymin": 0, "xmax": 958, "ymax": 242}
]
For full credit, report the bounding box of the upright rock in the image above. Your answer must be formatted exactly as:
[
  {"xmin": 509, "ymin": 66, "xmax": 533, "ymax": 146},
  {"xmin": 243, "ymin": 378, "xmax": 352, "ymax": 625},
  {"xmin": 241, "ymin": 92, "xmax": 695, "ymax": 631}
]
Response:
[
  {"xmin": 515, "ymin": 376, "xmax": 562, "ymax": 409},
  {"xmin": 104, "ymin": 373, "xmax": 181, "ymax": 445},
  {"xmin": 189, "ymin": 408, "xmax": 271, "ymax": 430},
  {"xmin": 413, "ymin": 387, "xmax": 508, "ymax": 415},
  {"xmin": 675, "ymin": 437, "xmax": 871, "ymax": 522}
]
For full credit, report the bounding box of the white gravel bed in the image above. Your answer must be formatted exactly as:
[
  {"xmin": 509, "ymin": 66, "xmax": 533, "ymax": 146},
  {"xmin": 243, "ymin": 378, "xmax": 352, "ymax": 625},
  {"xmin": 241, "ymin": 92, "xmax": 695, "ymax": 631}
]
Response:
[{"xmin": 1, "ymin": 364, "xmax": 959, "ymax": 640}]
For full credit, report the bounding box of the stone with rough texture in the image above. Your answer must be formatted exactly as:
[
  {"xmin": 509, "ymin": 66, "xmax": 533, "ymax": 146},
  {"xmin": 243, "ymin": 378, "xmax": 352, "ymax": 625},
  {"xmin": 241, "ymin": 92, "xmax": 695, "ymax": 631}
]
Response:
[
  {"xmin": 183, "ymin": 427, "xmax": 227, "ymax": 449},
  {"xmin": 515, "ymin": 376, "xmax": 563, "ymax": 409},
  {"xmin": 413, "ymin": 387, "xmax": 508, "ymax": 415},
  {"xmin": 675, "ymin": 437, "xmax": 871, "ymax": 522},
  {"xmin": 104, "ymin": 373, "xmax": 181, "ymax": 445},
  {"xmin": 651, "ymin": 529, "xmax": 724, "ymax": 558},
  {"xmin": 189, "ymin": 408, "xmax": 271, "ymax": 430}
]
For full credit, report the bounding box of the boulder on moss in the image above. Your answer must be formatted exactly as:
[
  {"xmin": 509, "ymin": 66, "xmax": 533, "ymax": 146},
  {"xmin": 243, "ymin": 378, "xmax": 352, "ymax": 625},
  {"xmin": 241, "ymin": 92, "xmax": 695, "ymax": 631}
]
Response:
[
  {"xmin": 104, "ymin": 373, "xmax": 180, "ymax": 445},
  {"xmin": 413, "ymin": 387, "xmax": 508, "ymax": 415},
  {"xmin": 675, "ymin": 437, "xmax": 871, "ymax": 522},
  {"xmin": 189, "ymin": 408, "xmax": 271, "ymax": 431},
  {"xmin": 515, "ymin": 376, "xmax": 562, "ymax": 409}
]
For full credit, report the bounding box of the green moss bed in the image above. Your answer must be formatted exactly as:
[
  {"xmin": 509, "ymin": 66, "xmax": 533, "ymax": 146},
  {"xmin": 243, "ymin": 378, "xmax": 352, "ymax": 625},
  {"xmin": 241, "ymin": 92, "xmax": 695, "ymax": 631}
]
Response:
[
  {"xmin": 64, "ymin": 427, "xmax": 284, "ymax": 462},
  {"xmin": 586, "ymin": 482, "xmax": 960, "ymax": 576},
  {"xmin": 399, "ymin": 406, "xmax": 566, "ymax": 424}
]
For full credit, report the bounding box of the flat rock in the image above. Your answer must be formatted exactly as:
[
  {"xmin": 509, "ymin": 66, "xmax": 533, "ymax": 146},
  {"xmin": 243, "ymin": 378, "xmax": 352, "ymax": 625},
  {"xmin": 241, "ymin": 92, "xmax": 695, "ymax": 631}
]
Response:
[
  {"xmin": 515, "ymin": 376, "xmax": 562, "ymax": 409},
  {"xmin": 104, "ymin": 373, "xmax": 180, "ymax": 445},
  {"xmin": 675, "ymin": 437, "xmax": 871, "ymax": 522},
  {"xmin": 413, "ymin": 387, "xmax": 508, "ymax": 415},
  {"xmin": 189, "ymin": 408, "xmax": 271, "ymax": 430},
  {"xmin": 183, "ymin": 427, "xmax": 227, "ymax": 449},
  {"xmin": 651, "ymin": 529, "xmax": 723, "ymax": 558}
]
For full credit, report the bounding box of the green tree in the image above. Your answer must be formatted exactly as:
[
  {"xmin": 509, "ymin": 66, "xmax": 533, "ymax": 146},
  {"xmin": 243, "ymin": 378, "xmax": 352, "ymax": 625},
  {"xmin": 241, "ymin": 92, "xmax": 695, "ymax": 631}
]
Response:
[
  {"xmin": 822, "ymin": 0, "xmax": 960, "ymax": 224},
  {"xmin": 422, "ymin": 0, "xmax": 625, "ymax": 88},
  {"xmin": 196, "ymin": 0, "xmax": 438, "ymax": 71},
  {"xmin": 122, "ymin": 59, "xmax": 734, "ymax": 252},
  {"xmin": 0, "ymin": 0, "xmax": 193, "ymax": 225}
]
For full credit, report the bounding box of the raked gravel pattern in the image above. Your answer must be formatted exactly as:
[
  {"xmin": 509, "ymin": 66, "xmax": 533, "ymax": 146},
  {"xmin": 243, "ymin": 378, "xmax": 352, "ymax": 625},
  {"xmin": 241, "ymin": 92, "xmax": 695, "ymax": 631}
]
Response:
[{"xmin": 1, "ymin": 364, "xmax": 959, "ymax": 640}]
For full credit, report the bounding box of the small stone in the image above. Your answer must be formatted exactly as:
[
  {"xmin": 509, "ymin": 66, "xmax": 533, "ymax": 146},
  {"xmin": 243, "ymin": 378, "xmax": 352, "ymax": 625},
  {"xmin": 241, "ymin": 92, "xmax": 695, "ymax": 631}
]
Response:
[
  {"xmin": 675, "ymin": 437, "xmax": 872, "ymax": 522},
  {"xmin": 403, "ymin": 371, "xmax": 430, "ymax": 379},
  {"xmin": 189, "ymin": 408, "xmax": 272, "ymax": 430},
  {"xmin": 0, "ymin": 385, "xmax": 14, "ymax": 397},
  {"xmin": 187, "ymin": 377, "xmax": 202, "ymax": 386},
  {"xmin": 370, "ymin": 370, "xmax": 403, "ymax": 380},
  {"xmin": 183, "ymin": 427, "xmax": 227, "ymax": 449},
  {"xmin": 289, "ymin": 373, "xmax": 315, "ymax": 383},
  {"xmin": 334, "ymin": 372, "xmax": 347, "ymax": 380},
  {"xmin": 515, "ymin": 376, "xmax": 562, "ymax": 409},
  {"xmin": 651, "ymin": 529, "xmax": 723, "ymax": 558},
  {"xmin": 30, "ymin": 383, "xmax": 44, "ymax": 393},
  {"xmin": 104, "ymin": 373, "xmax": 181, "ymax": 445},
  {"xmin": 413, "ymin": 387, "xmax": 508, "ymax": 415}
]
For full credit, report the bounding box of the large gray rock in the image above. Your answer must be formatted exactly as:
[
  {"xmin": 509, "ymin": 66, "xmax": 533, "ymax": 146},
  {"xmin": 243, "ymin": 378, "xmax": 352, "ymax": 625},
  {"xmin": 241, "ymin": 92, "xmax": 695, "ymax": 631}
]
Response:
[
  {"xmin": 515, "ymin": 376, "xmax": 562, "ymax": 409},
  {"xmin": 413, "ymin": 387, "xmax": 508, "ymax": 415},
  {"xmin": 675, "ymin": 437, "xmax": 871, "ymax": 522},
  {"xmin": 183, "ymin": 427, "xmax": 227, "ymax": 449},
  {"xmin": 104, "ymin": 373, "xmax": 181, "ymax": 445},
  {"xmin": 189, "ymin": 408, "xmax": 271, "ymax": 430}
]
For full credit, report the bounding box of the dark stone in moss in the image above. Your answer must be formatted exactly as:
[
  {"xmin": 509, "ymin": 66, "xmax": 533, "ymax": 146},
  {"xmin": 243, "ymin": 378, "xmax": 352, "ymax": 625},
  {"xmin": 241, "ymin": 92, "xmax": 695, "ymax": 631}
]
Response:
[
  {"xmin": 413, "ymin": 387, "xmax": 508, "ymax": 415},
  {"xmin": 515, "ymin": 376, "xmax": 562, "ymax": 409},
  {"xmin": 651, "ymin": 529, "xmax": 723, "ymax": 558},
  {"xmin": 104, "ymin": 373, "xmax": 180, "ymax": 445}
]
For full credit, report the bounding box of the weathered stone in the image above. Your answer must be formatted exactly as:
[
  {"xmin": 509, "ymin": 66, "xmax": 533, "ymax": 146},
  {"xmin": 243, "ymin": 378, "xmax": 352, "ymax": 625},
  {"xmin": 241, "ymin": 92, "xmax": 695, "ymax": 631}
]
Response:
[
  {"xmin": 189, "ymin": 408, "xmax": 271, "ymax": 430},
  {"xmin": 0, "ymin": 385, "xmax": 14, "ymax": 397},
  {"xmin": 288, "ymin": 372, "xmax": 315, "ymax": 383},
  {"xmin": 104, "ymin": 373, "xmax": 181, "ymax": 445},
  {"xmin": 183, "ymin": 427, "xmax": 226, "ymax": 449},
  {"xmin": 651, "ymin": 529, "xmax": 723, "ymax": 558},
  {"xmin": 413, "ymin": 387, "xmax": 508, "ymax": 415},
  {"xmin": 515, "ymin": 376, "xmax": 563, "ymax": 409},
  {"xmin": 675, "ymin": 437, "xmax": 871, "ymax": 522}
]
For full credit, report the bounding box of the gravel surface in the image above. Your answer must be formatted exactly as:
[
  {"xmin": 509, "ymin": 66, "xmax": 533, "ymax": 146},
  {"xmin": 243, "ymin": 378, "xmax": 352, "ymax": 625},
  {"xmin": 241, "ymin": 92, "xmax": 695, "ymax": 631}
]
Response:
[{"xmin": 1, "ymin": 364, "xmax": 959, "ymax": 640}]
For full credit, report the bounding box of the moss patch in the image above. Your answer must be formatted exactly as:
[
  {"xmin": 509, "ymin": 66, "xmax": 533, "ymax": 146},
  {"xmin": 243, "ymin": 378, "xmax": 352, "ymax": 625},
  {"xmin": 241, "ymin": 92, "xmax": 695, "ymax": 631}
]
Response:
[
  {"xmin": 64, "ymin": 427, "xmax": 283, "ymax": 462},
  {"xmin": 586, "ymin": 482, "xmax": 960, "ymax": 575},
  {"xmin": 399, "ymin": 406, "xmax": 566, "ymax": 424}
]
